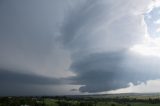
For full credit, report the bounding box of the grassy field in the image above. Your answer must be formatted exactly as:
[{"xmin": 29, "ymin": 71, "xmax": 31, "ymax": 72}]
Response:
[
  {"xmin": 1, "ymin": 93, "xmax": 160, "ymax": 106},
  {"xmin": 42, "ymin": 99, "xmax": 160, "ymax": 106}
]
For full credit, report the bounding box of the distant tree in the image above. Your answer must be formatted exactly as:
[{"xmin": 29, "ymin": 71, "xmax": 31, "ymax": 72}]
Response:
[
  {"xmin": 111, "ymin": 103, "xmax": 116, "ymax": 106},
  {"xmin": 127, "ymin": 103, "xmax": 131, "ymax": 106}
]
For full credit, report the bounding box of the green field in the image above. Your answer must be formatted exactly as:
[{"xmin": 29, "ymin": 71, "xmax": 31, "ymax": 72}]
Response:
[
  {"xmin": 1, "ymin": 93, "xmax": 160, "ymax": 106},
  {"xmin": 43, "ymin": 99, "xmax": 160, "ymax": 106}
]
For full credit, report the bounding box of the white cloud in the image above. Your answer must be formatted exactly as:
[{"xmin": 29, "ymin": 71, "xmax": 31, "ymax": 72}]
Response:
[
  {"xmin": 154, "ymin": 19, "xmax": 160, "ymax": 24},
  {"xmin": 108, "ymin": 79, "xmax": 160, "ymax": 93},
  {"xmin": 130, "ymin": 36, "xmax": 160, "ymax": 57}
]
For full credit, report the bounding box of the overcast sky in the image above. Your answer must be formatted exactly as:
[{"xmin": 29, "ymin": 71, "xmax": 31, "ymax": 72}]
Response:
[{"xmin": 1, "ymin": 0, "xmax": 160, "ymax": 96}]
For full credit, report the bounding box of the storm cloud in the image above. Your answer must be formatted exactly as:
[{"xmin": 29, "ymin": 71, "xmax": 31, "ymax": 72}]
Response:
[
  {"xmin": 0, "ymin": 68, "xmax": 68, "ymax": 96},
  {"xmin": 0, "ymin": 69, "xmax": 64, "ymax": 85},
  {"xmin": 68, "ymin": 52, "xmax": 160, "ymax": 92},
  {"xmin": 0, "ymin": 0, "xmax": 160, "ymax": 95},
  {"xmin": 60, "ymin": 0, "xmax": 160, "ymax": 93}
]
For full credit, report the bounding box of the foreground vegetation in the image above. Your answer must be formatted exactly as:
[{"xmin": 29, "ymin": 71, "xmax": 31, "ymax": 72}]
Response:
[{"xmin": 1, "ymin": 94, "xmax": 160, "ymax": 106}]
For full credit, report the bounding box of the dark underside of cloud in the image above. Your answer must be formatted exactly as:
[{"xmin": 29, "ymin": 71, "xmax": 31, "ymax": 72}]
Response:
[
  {"xmin": 68, "ymin": 52, "xmax": 160, "ymax": 93},
  {"xmin": 0, "ymin": 69, "xmax": 65, "ymax": 96},
  {"xmin": 0, "ymin": 69, "xmax": 63, "ymax": 85},
  {"xmin": 59, "ymin": 0, "xmax": 160, "ymax": 93}
]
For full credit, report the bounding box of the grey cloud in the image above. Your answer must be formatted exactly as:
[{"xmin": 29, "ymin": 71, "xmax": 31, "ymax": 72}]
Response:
[
  {"xmin": 0, "ymin": 68, "xmax": 68, "ymax": 96},
  {"xmin": 60, "ymin": 0, "xmax": 157, "ymax": 93},
  {"xmin": 60, "ymin": 0, "xmax": 149, "ymax": 54},
  {"xmin": 0, "ymin": 0, "xmax": 72, "ymax": 77},
  {"xmin": 0, "ymin": 0, "xmax": 158, "ymax": 95},
  {"xmin": 68, "ymin": 52, "xmax": 160, "ymax": 93},
  {"xmin": 0, "ymin": 69, "xmax": 64, "ymax": 85}
]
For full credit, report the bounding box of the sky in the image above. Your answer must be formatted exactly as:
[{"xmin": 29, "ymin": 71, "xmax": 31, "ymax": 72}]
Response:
[{"xmin": 1, "ymin": 0, "xmax": 160, "ymax": 96}]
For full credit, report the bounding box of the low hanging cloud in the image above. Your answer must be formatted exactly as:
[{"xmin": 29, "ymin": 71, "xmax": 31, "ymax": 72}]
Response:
[
  {"xmin": 0, "ymin": 68, "xmax": 70, "ymax": 96},
  {"xmin": 68, "ymin": 52, "xmax": 160, "ymax": 92},
  {"xmin": 0, "ymin": 69, "xmax": 64, "ymax": 85},
  {"xmin": 60, "ymin": 0, "xmax": 160, "ymax": 93}
]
